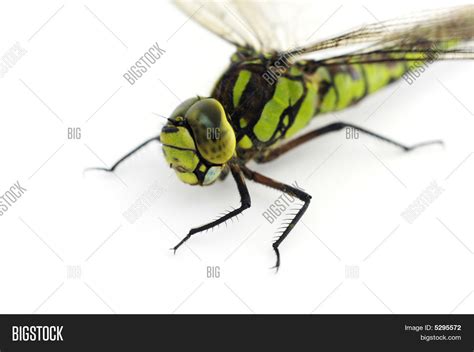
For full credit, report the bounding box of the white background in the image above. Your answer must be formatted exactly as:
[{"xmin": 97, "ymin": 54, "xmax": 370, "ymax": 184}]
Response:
[{"xmin": 0, "ymin": 0, "xmax": 472, "ymax": 314}]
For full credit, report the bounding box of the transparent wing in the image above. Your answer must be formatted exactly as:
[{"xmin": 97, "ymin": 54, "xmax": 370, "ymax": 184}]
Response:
[
  {"xmin": 173, "ymin": 0, "xmax": 298, "ymax": 52},
  {"xmin": 285, "ymin": 5, "xmax": 474, "ymax": 63},
  {"xmin": 173, "ymin": 0, "xmax": 259, "ymax": 50},
  {"xmin": 174, "ymin": 1, "xmax": 474, "ymax": 64}
]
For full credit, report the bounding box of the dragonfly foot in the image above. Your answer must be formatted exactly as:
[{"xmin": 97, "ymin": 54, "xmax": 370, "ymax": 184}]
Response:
[
  {"xmin": 405, "ymin": 139, "xmax": 444, "ymax": 152},
  {"xmin": 172, "ymin": 235, "xmax": 191, "ymax": 254},
  {"xmin": 84, "ymin": 167, "xmax": 114, "ymax": 173},
  {"xmin": 271, "ymin": 245, "xmax": 281, "ymax": 272}
]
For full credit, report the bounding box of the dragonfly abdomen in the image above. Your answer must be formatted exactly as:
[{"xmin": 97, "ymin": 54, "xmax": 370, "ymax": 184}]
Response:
[{"xmin": 304, "ymin": 60, "xmax": 408, "ymax": 115}]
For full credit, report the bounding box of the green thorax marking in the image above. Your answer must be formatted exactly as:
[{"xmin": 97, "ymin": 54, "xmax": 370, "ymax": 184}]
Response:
[
  {"xmin": 225, "ymin": 63, "xmax": 319, "ymax": 151},
  {"xmin": 233, "ymin": 70, "xmax": 252, "ymax": 108},
  {"xmin": 252, "ymin": 77, "xmax": 304, "ymax": 142}
]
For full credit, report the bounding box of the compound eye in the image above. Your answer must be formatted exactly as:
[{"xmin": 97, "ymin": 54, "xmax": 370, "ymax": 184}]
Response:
[
  {"xmin": 185, "ymin": 98, "xmax": 236, "ymax": 164},
  {"xmin": 169, "ymin": 97, "xmax": 200, "ymax": 120}
]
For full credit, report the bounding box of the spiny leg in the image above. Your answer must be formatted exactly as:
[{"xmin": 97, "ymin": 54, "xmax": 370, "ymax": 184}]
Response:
[
  {"xmin": 85, "ymin": 136, "xmax": 160, "ymax": 172},
  {"xmin": 256, "ymin": 122, "xmax": 443, "ymax": 163},
  {"xmin": 241, "ymin": 165, "xmax": 311, "ymax": 271},
  {"xmin": 172, "ymin": 162, "xmax": 251, "ymax": 252}
]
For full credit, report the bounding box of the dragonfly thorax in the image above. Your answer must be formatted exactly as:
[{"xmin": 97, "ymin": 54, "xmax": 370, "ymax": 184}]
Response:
[{"xmin": 160, "ymin": 97, "xmax": 236, "ymax": 186}]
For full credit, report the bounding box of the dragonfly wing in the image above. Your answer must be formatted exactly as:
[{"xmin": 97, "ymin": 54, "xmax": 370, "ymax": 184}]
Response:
[
  {"xmin": 173, "ymin": 0, "xmax": 256, "ymax": 48},
  {"xmin": 173, "ymin": 0, "xmax": 270, "ymax": 51},
  {"xmin": 232, "ymin": 0, "xmax": 281, "ymax": 52},
  {"xmin": 285, "ymin": 5, "xmax": 474, "ymax": 63},
  {"xmin": 173, "ymin": 0, "xmax": 303, "ymax": 52},
  {"xmin": 173, "ymin": 1, "xmax": 473, "ymax": 63}
]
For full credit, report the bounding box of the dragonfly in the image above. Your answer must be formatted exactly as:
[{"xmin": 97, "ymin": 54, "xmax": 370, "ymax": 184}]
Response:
[{"xmin": 91, "ymin": 1, "xmax": 474, "ymax": 270}]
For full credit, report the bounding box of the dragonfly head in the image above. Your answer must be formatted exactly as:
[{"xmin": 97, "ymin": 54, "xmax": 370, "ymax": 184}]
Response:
[{"xmin": 160, "ymin": 97, "xmax": 236, "ymax": 185}]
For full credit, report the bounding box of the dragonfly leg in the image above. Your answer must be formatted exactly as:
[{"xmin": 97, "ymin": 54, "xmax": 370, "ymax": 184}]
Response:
[
  {"xmin": 241, "ymin": 165, "xmax": 311, "ymax": 271},
  {"xmin": 85, "ymin": 136, "xmax": 160, "ymax": 172},
  {"xmin": 255, "ymin": 122, "xmax": 443, "ymax": 163},
  {"xmin": 172, "ymin": 163, "xmax": 251, "ymax": 253}
]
